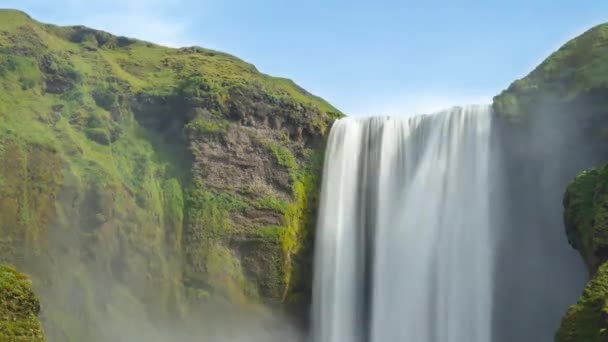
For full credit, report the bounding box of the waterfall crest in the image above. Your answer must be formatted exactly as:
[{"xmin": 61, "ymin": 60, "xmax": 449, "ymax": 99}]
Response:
[{"xmin": 312, "ymin": 105, "xmax": 494, "ymax": 342}]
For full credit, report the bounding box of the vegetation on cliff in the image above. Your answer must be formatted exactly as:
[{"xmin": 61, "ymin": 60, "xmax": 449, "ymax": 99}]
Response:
[
  {"xmin": 0, "ymin": 264, "xmax": 45, "ymax": 341},
  {"xmin": 0, "ymin": 8, "xmax": 342, "ymax": 340},
  {"xmin": 563, "ymin": 167, "xmax": 608, "ymax": 273},
  {"xmin": 494, "ymin": 23, "xmax": 608, "ymax": 124},
  {"xmin": 557, "ymin": 165, "xmax": 608, "ymax": 341}
]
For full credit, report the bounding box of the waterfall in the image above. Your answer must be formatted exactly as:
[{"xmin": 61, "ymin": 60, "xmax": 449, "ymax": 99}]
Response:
[{"xmin": 312, "ymin": 105, "xmax": 495, "ymax": 342}]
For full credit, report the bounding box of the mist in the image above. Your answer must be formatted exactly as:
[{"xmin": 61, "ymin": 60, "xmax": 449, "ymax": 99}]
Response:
[
  {"xmin": 35, "ymin": 237, "xmax": 304, "ymax": 342},
  {"xmin": 16, "ymin": 167, "xmax": 305, "ymax": 342}
]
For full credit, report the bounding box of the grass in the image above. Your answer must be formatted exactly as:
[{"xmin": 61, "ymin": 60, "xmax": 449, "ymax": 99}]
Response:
[
  {"xmin": 185, "ymin": 116, "xmax": 229, "ymax": 135},
  {"xmin": 494, "ymin": 23, "xmax": 608, "ymax": 122},
  {"xmin": 556, "ymin": 261, "xmax": 608, "ymax": 341},
  {"xmin": 256, "ymin": 225, "xmax": 283, "ymax": 242},
  {"xmin": 256, "ymin": 196, "xmax": 289, "ymax": 213},
  {"xmin": 269, "ymin": 143, "xmax": 299, "ymax": 173}
]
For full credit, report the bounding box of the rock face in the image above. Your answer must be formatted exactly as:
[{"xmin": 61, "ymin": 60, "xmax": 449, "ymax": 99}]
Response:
[
  {"xmin": 0, "ymin": 9, "xmax": 341, "ymax": 340},
  {"xmin": 0, "ymin": 264, "xmax": 46, "ymax": 341}
]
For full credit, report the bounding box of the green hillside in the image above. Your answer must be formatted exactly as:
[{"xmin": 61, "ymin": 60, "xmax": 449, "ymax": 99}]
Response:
[{"xmin": 0, "ymin": 9, "xmax": 342, "ymax": 340}]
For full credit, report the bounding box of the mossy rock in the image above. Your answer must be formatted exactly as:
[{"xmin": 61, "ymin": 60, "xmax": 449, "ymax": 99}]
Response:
[
  {"xmin": 564, "ymin": 166, "xmax": 608, "ymax": 272},
  {"xmin": 0, "ymin": 264, "xmax": 46, "ymax": 341},
  {"xmin": 556, "ymin": 261, "xmax": 608, "ymax": 342},
  {"xmin": 559, "ymin": 166, "xmax": 608, "ymax": 341}
]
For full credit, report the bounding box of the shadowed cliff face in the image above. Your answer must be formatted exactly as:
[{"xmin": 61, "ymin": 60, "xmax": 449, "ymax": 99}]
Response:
[
  {"xmin": 492, "ymin": 23, "xmax": 608, "ymax": 342},
  {"xmin": 0, "ymin": 9, "xmax": 341, "ymax": 341},
  {"xmin": 492, "ymin": 108, "xmax": 592, "ymax": 342}
]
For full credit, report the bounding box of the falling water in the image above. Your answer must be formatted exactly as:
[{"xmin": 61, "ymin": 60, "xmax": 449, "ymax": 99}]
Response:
[{"xmin": 312, "ymin": 105, "xmax": 495, "ymax": 342}]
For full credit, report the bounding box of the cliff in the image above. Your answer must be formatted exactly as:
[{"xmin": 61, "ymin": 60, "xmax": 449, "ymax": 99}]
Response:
[
  {"xmin": 0, "ymin": 9, "xmax": 341, "ymax": 340},
  {"xmin": 492, "ymin": 23, "xmax": 608, "ymax": 342}
]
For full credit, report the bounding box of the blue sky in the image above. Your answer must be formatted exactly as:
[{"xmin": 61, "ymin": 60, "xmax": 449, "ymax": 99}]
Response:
[{"xmin": 3, "ymin": 0, "xmax": 608, "ymax": 116}]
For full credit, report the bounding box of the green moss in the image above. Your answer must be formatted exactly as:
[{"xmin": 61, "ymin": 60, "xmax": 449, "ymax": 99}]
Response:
[
  {"xmin": 564, "ymin": 166, "xmax": 608, "ymax": 271},
  {"xmin": 185, "ymin": 183, "xmax": 230, "ymax": 230},
  {"xmin": 493, "ymin": 23, "xmax": 608, "ymax": 122},
  {"xmin": 186, "ymin": 182, "xmax": 254, "ymax": 301},
  {"xmin": 492, "ymin": 93, "xmax": 522, "ymax": 122},
  {"xmin": 91, "ymin": 82, "xmax": 119, "ymax": 110},
  {"xmin": 183, "ymin": 183, "xmax": 261, "ymax": 303},
  {"xmin": 206, "ymin": 245, "xmax": 257, "ymax": 302},
  {"xmin": 183, "ymin": 184, "xmax": 254, "ymax": 302},
  {"xmin": 559, "ymin": 166, "xmax": 608, "ymax": 341},
  {"xmin": 176, "ymin": 75, "xmax": 216, "ymax": 104},
  {"xmin": 163, "ymin": 179, "xmax": 184, "ymax": 227},
  {"xmin": 0, "ymin": 140, "xmax": 63, "ymax": 260},
  {"xmin": 163, "ymin": 178, "xmax": 184, "ymax": 250},
  {"xmin": 0, "ymin": 55, "xmax": 19, "ymax": 75},
  {"xmin": 244, "ymin": 141, "xmax": 323, "ymax": 301},
  {"xmin": 84, "ymin": 128, "xmax": 111, "ymax": 145},
  {"xmin": 256, "ymin": 196, "xmax": 289, "ymax": 213},
  {"xmin": 185, "ymin": 116, "xmax": 229, "ymax": 135},
  {"xmin": 537, "ymin": 24, "xmax": 608, "ymax": 93},
  {"xmin": 0, "ymin": 264, "xmax": 46, "ymax": 341},
  {"xmin": 280, "ymin": 174, "xmax": 315, "ymax": 300},
  {"xmin": 556, "ymin": 261, "xmax": 608, "ymax": 341},
  {"xmin": 0, "ymin": 54, "xmax": 41, "ymax": 92},
  {"xmin": 275, "ymin": 148, "xmax": 324, "ymax": 302},
  {"xmin": 256, "ymin": 225, "xmax": 283, "ymax": 242},
  {"xmin": 216, "ymin": 192, "xmax": 250, "ymax": 212},
  {"xmin": 264, "ymin": 141, "xmax": 298, "ymax": 173}
]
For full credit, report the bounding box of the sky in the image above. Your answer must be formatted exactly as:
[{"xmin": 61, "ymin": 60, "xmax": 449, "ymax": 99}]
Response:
[{"xmin": 2, "ymin": 0, "xmax": 608, "ymax": 116}]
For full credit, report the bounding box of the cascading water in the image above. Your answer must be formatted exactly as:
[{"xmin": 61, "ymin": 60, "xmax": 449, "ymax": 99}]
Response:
[{"xmin": 312, "ymin": 105, "xmax": 495, "ymax": 342}]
